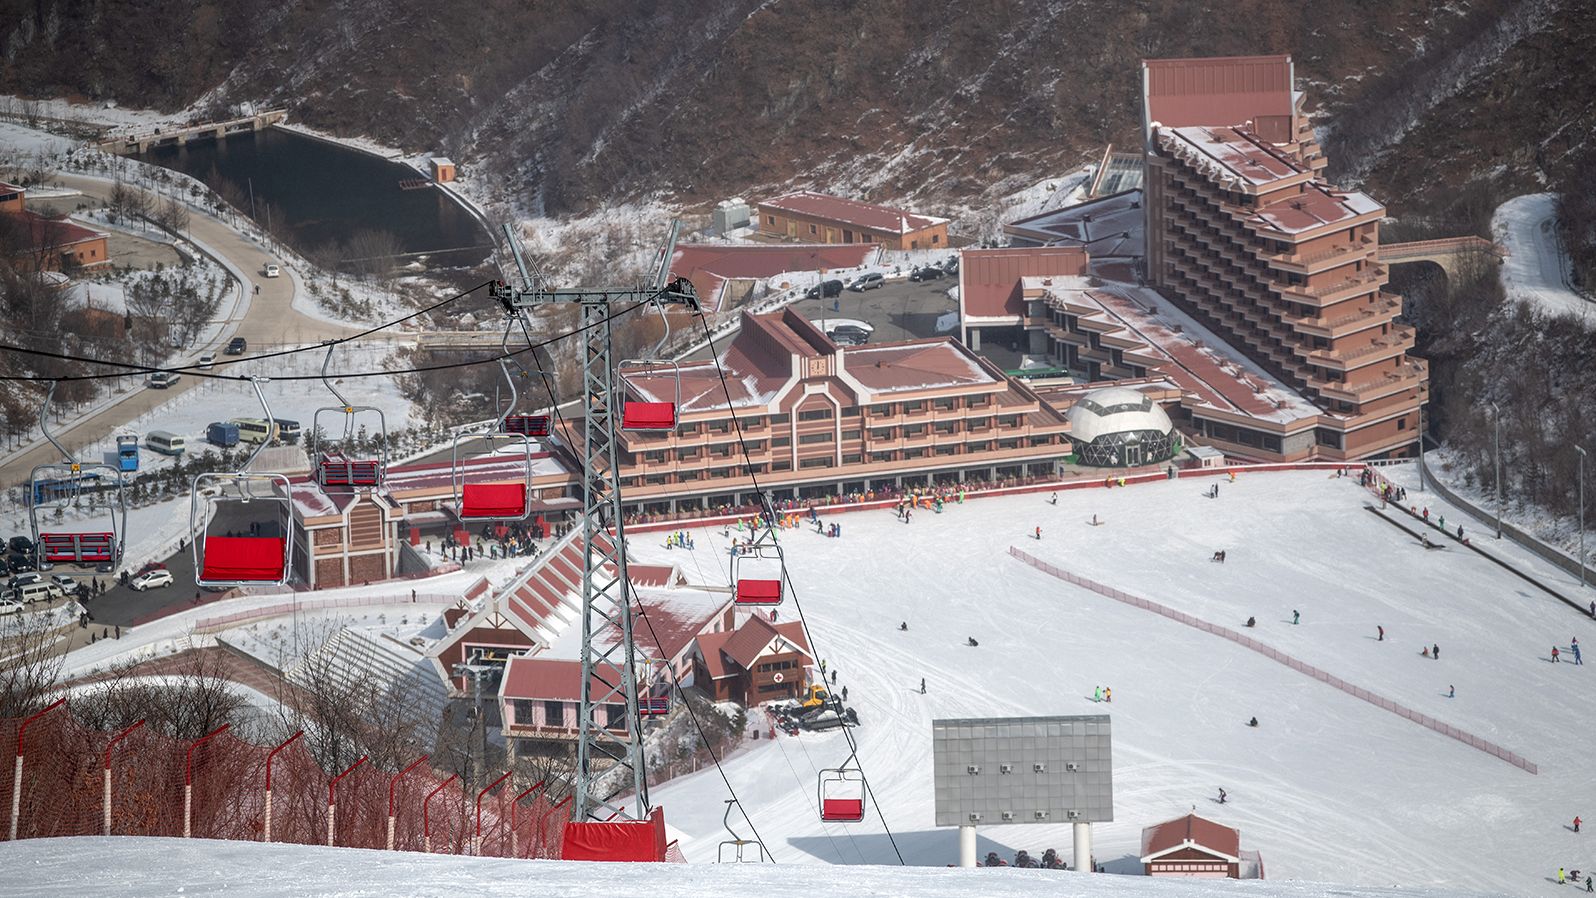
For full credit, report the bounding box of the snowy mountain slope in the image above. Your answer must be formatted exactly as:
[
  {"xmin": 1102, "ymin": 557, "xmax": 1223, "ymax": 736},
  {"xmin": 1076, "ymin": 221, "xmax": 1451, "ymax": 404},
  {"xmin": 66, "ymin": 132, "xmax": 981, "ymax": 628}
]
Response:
[
  {"xmin": 631, "ymin": 470, "xmax": 1594, "ymax": 896},
  {"xmin": 0, "ymin": 835, "xmax": 1496, "ymax": 898}
]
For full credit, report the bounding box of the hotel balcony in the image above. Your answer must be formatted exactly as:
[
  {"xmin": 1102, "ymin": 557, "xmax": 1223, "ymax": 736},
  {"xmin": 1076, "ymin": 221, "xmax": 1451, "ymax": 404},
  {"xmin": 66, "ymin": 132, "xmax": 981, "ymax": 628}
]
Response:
[
  {"xmin": 1271, "ymin": 269, "xmax": 1386, "ymax": 308},
  {"xmin": 1308, "ymin": 357, "xmax": 1427, "ymax": 405},
  {"xmin": 1265, "ymin": 239, "xmax": 1375, "ymax": 276},
  {"xmin": 1304, "ymin": 326, "xmax": 1415, "ymax": 373},
  {"xmin": 1285, "ymin": 295, "xmax": 1401, "ymax": 339}
]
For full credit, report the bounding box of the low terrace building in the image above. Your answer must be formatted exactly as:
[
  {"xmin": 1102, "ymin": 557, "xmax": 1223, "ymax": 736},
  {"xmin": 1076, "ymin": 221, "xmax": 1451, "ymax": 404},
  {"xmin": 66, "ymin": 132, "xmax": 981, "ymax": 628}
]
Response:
[{"xmin": 757, "ymin": 192, "xmax": 948, "ymax": 250}]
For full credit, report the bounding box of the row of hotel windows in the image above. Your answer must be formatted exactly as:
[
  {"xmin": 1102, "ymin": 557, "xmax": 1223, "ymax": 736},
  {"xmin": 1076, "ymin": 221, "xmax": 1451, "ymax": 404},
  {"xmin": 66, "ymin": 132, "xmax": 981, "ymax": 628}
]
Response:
[
  {"xmin": 634, "ymin": 421, "xmax": 1042, "ymax": 463},
  {"xmin": 622, "ymin": 437, "xmax": 1063, "ymax": 484},
  {"xmin": 632, "ymin": 397, "xmax": 998, "ymax": 437},
  {"xmin": 511, "ymin": 699, "xmax": 626, "ymax": 729}
]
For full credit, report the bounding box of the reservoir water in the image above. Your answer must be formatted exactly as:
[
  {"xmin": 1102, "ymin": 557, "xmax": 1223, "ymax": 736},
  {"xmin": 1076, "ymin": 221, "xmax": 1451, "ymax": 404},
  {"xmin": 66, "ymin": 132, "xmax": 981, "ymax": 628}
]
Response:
[{"xmin": 139, "ymin": 127, "xmax": 492, "ymax": 270}]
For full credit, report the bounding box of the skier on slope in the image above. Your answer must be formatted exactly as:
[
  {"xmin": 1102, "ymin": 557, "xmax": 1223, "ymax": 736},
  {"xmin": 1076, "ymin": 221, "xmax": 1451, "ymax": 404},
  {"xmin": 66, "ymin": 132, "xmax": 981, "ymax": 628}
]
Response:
[
  {"xmin": 1218, "ymin": 787, "xmax": 1227, "ymax": 804},
  {"xmin": 1554, "ymin": 646, "xmax": 1561, "ymax": 663},
  {"xmin": 1292, "ymin": 610, "xmax": 1300, "ymax": 625}
]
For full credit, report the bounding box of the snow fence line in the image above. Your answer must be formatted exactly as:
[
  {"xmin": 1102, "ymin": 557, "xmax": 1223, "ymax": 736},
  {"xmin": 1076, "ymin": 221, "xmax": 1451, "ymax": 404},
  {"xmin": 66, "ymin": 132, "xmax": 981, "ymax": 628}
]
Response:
[
  {"xmin": 620, "ymin": 460, "xmax": 1359, "ymax": 534},
  {"xmin": 1007, "ymin": 546, "xmax": 1540, "ymax": 776}
]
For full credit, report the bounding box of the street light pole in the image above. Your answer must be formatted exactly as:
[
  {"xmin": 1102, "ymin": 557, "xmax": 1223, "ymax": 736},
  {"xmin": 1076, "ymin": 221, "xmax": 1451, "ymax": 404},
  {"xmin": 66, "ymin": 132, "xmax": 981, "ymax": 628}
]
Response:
[
  {"xmin": 1577, "ymin": 445, "xmax": 1588, "ymax": 590},
  {"xmin": 1417, "ymin": 404, "xmax": 1426, "ymax": 492},
  {"xmin": 1490, "ymin": 403, "xmax": 1502, "ymax": 539}
]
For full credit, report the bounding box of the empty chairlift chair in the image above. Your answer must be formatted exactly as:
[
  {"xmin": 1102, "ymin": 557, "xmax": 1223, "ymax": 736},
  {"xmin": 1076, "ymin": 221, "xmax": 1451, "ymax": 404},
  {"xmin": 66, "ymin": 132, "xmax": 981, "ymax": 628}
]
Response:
[
  {"xmin": 818, "ymin": 762, "xmax": 867, "ymax": 823},
  {"xmin": 452, "ymin": 328, "xmax": 535, "ymax": 522},
  {"xmin": 312, "ymin": 344, "xmax": 388, "ymax": 491},
  {"xmin": 717, "ymin": 800, "xmax": 768, "ymax": 864},
  {"xmin": 731, "ymin": 541, "xmax": 785, "ymax": 606},
  {"xmin": 190, "ymin": 379, "xmax": 294, "ymax": 588},
  {"xmin": 28, "ymin": 383, "xmax": 128, "ymax": 568},
  {"xmin": 619, "ymin": 299, "xmax": 682, "ymax": 432}
]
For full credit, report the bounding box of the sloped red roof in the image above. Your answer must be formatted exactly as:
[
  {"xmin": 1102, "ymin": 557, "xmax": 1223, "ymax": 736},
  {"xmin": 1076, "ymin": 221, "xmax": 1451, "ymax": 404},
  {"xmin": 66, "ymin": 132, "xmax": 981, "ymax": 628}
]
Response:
[
  {"xmin": 695, "ymin": 630, "xmax": 738, "ymax": 679},
  {"xmin": 671, "ymin": 243, "xmax": 879, "ymax": 310},
  {"xmin": 8, "ymin": 210, "xmax": 106, "ymax": 251},
  {"xmin": 845, "ymin": 339, "xmax": 998, "ymax": 393},
  {"xmin": 958, "ymin": 246, "xmax": 1088, "ymax": 319},
  {"xmin": 1141, "ymin": 813, "xmax": 1240, "ymax": 860},
  {"xmin": 500, "ymin": 656, "xmax": 610, "ymax": 702},
  {"xmin": 758, "ymin": 192, "xmax": 948, "ymax": 234},
  {"xmin": 1143, "ymin": 55, "xmax": 1293, "ymax": 130},
  {"xmin": 720, "ymin": 616, "xmax": 811, "ymax": 670}
]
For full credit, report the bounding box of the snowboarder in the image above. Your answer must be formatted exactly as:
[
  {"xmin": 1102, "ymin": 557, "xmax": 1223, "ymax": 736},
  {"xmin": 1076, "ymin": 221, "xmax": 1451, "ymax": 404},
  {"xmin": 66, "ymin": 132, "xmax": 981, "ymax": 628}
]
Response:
[
  {"xmin": 830, "ymin": 669, "xmax": 838, "ymax": 685},
  {"xmin": 1292, "ymin": 609, "xmax": 1300, "ymax": 625},
  {"xmin": 1049, "ymin": 492, "xmax": 1058, "ymax": 506},
  {"xmin": 1448, "ymin": 685, "xmax": 1455, "ymax": 698},
  {"xmin": 1575, "ymin": 644, "xmax": 1583, "ymax": 665},
  {"xmin": 841, "ymin": 686, "xmax": 848, "ymax": 702},
  {"xmin": 1247, "ymin": 717, "xmax": 1258, "ymax": 727},
  {"xmin": 1590, "ymin": 600, "xmax": 1595, "ymax": 619},
  {"xmin": 899, "ymin": 621, "xmax": 908, "ymax": 631},
  {"xmin": 1432, "ymin": 643, "xmax": 1440, "ymax": 660},
  {"xmin": 1218, "ymin": 787, "xmax": 1227, "ymax": 804},
  {"xmin": 1553, "ymin": 646, "xmax": 1561, "ymax": 663},
  {"xmin": 1438, "ymin": 514, "xmax": 1446, "ymax": 530},
  {"xmin": 1091, "ymin": 514, "xmax": 1100, "ymax": 526},
  {"xmin": 1560, "ymin": 868, "xmax": 1566, "ymax": 885},
  {"xmin": 1245, "ymin": 616, "xmax": 1256, "ymax": 628},
  {"xmin": 1094, "ymin": 686, "xmax": 1102, "ymax": 702},
  {"xmin": 1378, "ymin": 625, "xmax": 1385, "ymax": 642},
  {"xmin": 1586, "ymin": 874, "xmax": 1592, "ymax": 893},
  {"xmin": 919, "ymin": 678, "xmax": 926, "ymax": 695},
  {"xmin": 1035, "ymin": 526, "xmax": 1042, "ymax": 540},
  {"xmin": 1576, "ymin": 816, "xmax": 1582, "ymax": 833},
  {"xmin": 967, "ymin": 637, "xmax": 979, "ymax": 647},
  {"xmin": 1104, "ymin": 686, "xmax": 1112, "ymax": 703}
]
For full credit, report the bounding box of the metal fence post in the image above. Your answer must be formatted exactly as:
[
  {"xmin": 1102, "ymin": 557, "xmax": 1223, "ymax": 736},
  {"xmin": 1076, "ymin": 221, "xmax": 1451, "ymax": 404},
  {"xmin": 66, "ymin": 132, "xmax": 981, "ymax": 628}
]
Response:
[
  {"xmin": 10, "ymin": 698, "xmax": 65, "ymax": 841},
  {"xmin": 328, "ymin": 756, "xmax": 367, "ymax": 848},
  {"xmin": 387, "ymin": 754, "xmax": 430, "ymax": 851},
  {"xmin": 263, "ymin": 730, "xmax": 303, "ymax": 843},
  {"xmin": 102, "ymin": 720, "xmax": 145, "ymax": 835},
  {"xmin": 423, "ymin": 774, "xmax": 459, "ymax": 854},
  {"xmin": 474, "ymin": 771, "xmax": 512, "ymax": 856},
  {"xmin": 184, "ymin": 725, "xmax": 230, "ymax": 838}
]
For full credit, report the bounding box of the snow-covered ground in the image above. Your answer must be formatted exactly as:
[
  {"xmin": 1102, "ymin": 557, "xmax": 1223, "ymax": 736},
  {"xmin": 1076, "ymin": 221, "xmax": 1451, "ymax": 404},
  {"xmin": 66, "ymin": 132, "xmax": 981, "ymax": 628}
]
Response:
[
  {"xmin": 626, "ymin": 470, "xmax": 1595, "ymax": 896},
  {"xmin": 0, "ymin": 836, "xmax": 1493, "ymax": 898},
  {"xmin": 0, "ymin": 118, "xmax": 76, "ymax": 157},
  {"xmin": 1493, "ymin": 193, "xmax": 1592, "ymax": 320},
  {"xmin": 1406, "ymin": 448, "xmax": 1594, "ymax": 572}
]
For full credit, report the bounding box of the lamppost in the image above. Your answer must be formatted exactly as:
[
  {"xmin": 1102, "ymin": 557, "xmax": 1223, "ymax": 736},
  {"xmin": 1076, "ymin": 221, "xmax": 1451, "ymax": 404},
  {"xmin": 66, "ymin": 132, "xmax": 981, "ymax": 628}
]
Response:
[
  {"xmin": 1417, "ymin": 404, "xmax": 1426, "ymax": 492},
  {"xmin": 1490, "ymin": 402, "xmax": 1502, "ymax": 539},
  {"xmin": 1577, "ymin": 445, "xmax": 1588, "ymax": 589}
]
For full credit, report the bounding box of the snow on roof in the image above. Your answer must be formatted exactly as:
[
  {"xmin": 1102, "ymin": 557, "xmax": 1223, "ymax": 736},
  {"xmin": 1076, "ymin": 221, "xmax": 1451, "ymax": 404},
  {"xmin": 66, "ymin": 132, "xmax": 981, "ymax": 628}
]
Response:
[
  {"xmin": 1141, "ymin": 813, "xmax": 1242, "ymax": 862},
  {"xmin": 1160, "ymin": 126, "xmax": 1305, "ymax": 187},
  {"xmin": 957, "ymin": 245, "xmax": 1090, "ymax": 320},
  {"xmin": 671, "ymin": 243, "xmax": 880, "ymax": 313},
  {"xmin": 1143, "ymin": 55, "xmax": 1293, "ymax": 130},
  {"xmin": 431, "ymin": 157, "xmax": 454, "ymax": 166},
  {"xmin": 759, "ymin": 191, "xmax": 948, "ymax": 234},
  {"xmin": 844, "ymin": 340, "xmax": 998, "ymax": 394}
]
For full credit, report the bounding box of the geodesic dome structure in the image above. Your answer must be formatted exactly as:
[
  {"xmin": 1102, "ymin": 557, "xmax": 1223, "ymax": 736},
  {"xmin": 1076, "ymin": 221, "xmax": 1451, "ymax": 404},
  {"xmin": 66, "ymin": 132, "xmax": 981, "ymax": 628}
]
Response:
[{"xmin": 1066, "ymin": 386, "xmax": 1176, "ymax": 468}]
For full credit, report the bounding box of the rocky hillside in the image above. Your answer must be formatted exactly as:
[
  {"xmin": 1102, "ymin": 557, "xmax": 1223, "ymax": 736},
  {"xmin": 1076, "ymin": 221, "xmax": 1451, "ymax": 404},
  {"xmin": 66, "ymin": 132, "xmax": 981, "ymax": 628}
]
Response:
[{"xmin": 0, "ymin": 0, "xmax": 1582, "ymax": 227}]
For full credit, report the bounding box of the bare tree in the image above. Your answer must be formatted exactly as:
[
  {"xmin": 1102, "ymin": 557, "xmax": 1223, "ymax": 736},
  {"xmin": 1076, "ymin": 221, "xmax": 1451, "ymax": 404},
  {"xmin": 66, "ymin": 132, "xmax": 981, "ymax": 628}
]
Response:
[{"xmin": 0, "ymin": 610, "xmax": 67, "ymax": 719}]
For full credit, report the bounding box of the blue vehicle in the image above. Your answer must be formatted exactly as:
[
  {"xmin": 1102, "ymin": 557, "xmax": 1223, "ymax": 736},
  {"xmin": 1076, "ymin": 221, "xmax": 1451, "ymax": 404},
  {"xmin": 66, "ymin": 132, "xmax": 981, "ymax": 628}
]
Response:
[
  {"xmin": 116, "ymin": 435, "xmax": 140, "ymax": 472},
  {"xmin": 206, "ymin": 422, "xmax": 240, "ymax": 448}
]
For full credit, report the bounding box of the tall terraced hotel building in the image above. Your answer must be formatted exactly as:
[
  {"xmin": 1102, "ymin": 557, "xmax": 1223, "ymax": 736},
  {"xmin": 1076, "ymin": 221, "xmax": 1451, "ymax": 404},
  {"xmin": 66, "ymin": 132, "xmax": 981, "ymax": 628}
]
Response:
[{"xmin": 1141, "ymin": 55, "xmax": 1426, "ymax": 459}]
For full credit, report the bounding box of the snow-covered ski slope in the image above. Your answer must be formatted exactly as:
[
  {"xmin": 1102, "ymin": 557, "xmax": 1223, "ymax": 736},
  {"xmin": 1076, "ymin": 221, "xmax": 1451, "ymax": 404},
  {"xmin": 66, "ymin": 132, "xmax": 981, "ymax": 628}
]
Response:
[
  {"xmin": 0, "ymin": 835, "xmax": 1492, "ymax": 898},
  {"xmin": 634, "ymin": 469, "xmax": 1594, "ymax": 896}
]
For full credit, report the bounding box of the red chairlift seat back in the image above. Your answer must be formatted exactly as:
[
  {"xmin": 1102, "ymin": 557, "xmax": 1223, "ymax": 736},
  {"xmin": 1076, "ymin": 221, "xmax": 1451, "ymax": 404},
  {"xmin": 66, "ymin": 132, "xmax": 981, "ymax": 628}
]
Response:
[
  {"xmin": 461, "ymin": 481, "xmax": 529, "ymax": 520},
  {"xmin": 640, "ymin": 696, "xmax": 670, "ymax": 717},
  {"xmin": 312, "ymin": 347, "xmax": 390, "ymax": 492},
  {"xmin": 39, "ymin": 532, "xmax": 117, "ymax": 563},
  {"xmin": 732, "ymin": 542, "xmax": 785, "ymax": 606},
  {"xmin": 621, "ymin": 401, "xmax": 676, "ymax": 432},
  {"xmin": 818, "ymin": 767, "xmax": 866, "ymax": 823},
  {"xmin": 736, "ymin": 578, "xmax": 782, "ymax": 606},
  {"xmin": 199, "ymin": 536, "xmax": 288, "ymax": 583},
  {"xmin": 504, "ymin": 414, "xmax": 551, "ymax": 437}
]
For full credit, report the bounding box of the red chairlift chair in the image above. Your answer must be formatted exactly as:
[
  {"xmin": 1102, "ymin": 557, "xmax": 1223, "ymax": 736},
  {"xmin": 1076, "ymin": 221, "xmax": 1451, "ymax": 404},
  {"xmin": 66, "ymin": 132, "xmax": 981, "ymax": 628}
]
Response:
[
  {"xmin": 311, "ymin": 344, "xmax": 388, "ymax": 491},
  {"xmin": 730, "ymin": 541, "xmax": 785, "ymax": 606},
  {"xmin": 818, "ymin": 761, "xmax": 867, "ymax": 823},
  {"xmin": 28, "ymin": 382, "xmax": 128, "ymax": 568},
  {"xmin": 451, "ymin": 321, "xmax": 535, "ymax": 522},
  {"xmin": 619, "ymin": 299, "xmax": 683, "ymax": 433},
  {"xmin": 190, "ymin": 379, "xmax": 293, "ymax": 588}
]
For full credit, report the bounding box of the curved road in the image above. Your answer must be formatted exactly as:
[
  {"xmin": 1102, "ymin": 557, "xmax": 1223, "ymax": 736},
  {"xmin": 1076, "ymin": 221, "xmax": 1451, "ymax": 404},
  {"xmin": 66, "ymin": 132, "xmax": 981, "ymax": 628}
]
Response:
[
  {"xmin": 1492, "ymin": 192, "xmax": 1592, "ymax": 320},
  {"xmin": 1, "ymin": 172, "xmax": 358, "ymax": 488}
]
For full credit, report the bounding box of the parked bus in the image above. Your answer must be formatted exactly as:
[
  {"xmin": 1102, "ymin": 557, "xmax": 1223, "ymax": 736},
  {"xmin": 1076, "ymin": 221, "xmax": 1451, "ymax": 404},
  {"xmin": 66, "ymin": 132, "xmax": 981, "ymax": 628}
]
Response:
[
  {"xmin": 146, "ymin": 430, "xmax": 187, "ymax": 456},
  {"xmin": 230, "ymin": 418, "xmax": 277, "ymax": 445}
]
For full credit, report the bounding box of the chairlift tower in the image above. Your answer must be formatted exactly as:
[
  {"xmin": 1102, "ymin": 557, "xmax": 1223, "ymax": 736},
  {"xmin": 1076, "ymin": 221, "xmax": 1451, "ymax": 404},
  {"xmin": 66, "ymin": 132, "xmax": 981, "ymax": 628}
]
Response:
[{"xmin": 490, "ymin": 222, "xmax": 697, "ymax": 823}]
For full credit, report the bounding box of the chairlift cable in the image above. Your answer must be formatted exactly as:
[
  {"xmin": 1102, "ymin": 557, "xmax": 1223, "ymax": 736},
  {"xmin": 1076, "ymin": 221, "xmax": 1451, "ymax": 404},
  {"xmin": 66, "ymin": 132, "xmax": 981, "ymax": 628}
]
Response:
[{"xmin": 689, "ymin": 313, "xmax": 905, "ymax": 865}]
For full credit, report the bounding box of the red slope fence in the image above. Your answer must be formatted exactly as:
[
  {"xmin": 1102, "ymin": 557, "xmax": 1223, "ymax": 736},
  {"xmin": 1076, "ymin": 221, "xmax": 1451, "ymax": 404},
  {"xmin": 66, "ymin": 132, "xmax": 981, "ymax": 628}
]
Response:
[
  {"xmin": 0, "ymin": 707, "xmax": 568, "ymax": 855},
  {"xmin": 1008, "ymin": 546, "xmax": 1540, "ymax": 775}
]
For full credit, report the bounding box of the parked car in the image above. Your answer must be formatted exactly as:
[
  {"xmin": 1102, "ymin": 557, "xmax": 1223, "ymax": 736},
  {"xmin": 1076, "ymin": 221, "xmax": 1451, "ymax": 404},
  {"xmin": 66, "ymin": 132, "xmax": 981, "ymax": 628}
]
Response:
[
  {"xmin": 909, "ymin": 265, "xmax": 945, "ymax": 281},
  {"xmin": 805, "ymin": 279, "xmax": 845, "ymax": 300},
  {"xmin": 6, "ymin": 573, "xmax": 43, "ymax": 591},
  {"xmin": 6, "ymin": 554, "xmax": 35, "ymax": 574},
  {"xmin": 0, "ymin": 599, "xmax": 22, "ymax": 617},
  {"xmin": 9, "ymin": 536, "xmax": 34, "ymax": 556},
  {"xmin": 147, "ymin": 371, "xmax": 181, "ymax": 389},
  {"xmin": 264, "ymin": 263, "xmax": 281, "ymax": 278},
  {"xmin": 6, "ymin": 581, "xmax": 62, "ymax": 604},
  {"xmin": 828, "ymin": 325, "xmax": 872, "ymax": 346},
  {"xmin": 49, "ymin": 574, "xmax": 81, "ymax": 596},
  {"xmin": 226, "ymin": 337, "xmax": 248, "ymax": 355},
  {"xmin": 847, "ymin": 273, "xmax": 884, "ymax": 292},
  {"xmin": 198, "ymin": 353, "xmax": 215, "ymax": 370},
  {"xmin": 130, "ymin": 569, "xmax": 174, "ymax": 591}
]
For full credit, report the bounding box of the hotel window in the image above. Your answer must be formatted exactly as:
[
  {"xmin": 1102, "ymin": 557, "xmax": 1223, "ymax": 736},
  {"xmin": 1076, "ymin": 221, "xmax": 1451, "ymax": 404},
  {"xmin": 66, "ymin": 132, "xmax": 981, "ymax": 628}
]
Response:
[
  {"xmin": 903, "ymin": 448, "xmax": 925, "ymax": 459},
  {"xmin": 932, "ymin": 234, "xmax": 940, "ymax": 244},
  {"xmin": 842, "ymin": 454, "xmax": 863, "ymax": 464},
  {"xmin": 809, "ymin": 224, "xmax": 817, "ymax": 235},
  {"xmin": 842, "ymin": 406, "xmax": 862, "ymax": 416},
  {"xmin": 902, "ymin": 401, "xmax": 924, "ymax": 413},
  {"xmin": 1263, "ymin": 435, "xmax": 1282, "ymax": 450},
  {"xmin": 798, "ymin": 432, "xmax": 833, "ymax": 445},
  {"xmin": 933, "ymin": 421, "xmax": 956, "ymax": 434},
  {"xmin": 798, "ymin": 408, "xmax": 832, "ymax": 421},
  {"xmin": 772, "ymin": 459, "xmax": 793, "ymax": 471},
  {"xmin": 870, "ymin": 428, "xmax": 893, "ymax": 439},
  {"xmin": 513, "ymin": 700, "xmax": 534, "ymax": 723},
  {"xmin": 968, "ymin": 441, "xmax": 992, "ymax": 452},
  {"xmin": 543, "ymin": 700, "xmax": 564, "ymax": 725},
  {"xmin": 604, "ymin": 703, "xmax": 626, "ymax": 729},
  {"xmin": 772, "ymin": 436, "xmax": 790, "ymax": 447},
  {"xmin": 870, "ymin": 403, "xmax": 893, "ymax": 416},
  {"xmin": 841, "ymin": 429, "xmax": 861, "ymax": 440},
  {"xmin": 933, "ymin": 397, "xmax": 955, "ymax": 411},
  {"xmin": 870, "ymin": 452, "xmax": 895, "ymax": 463},
  {"xmin": 645, "ymin": 474, "xmax": 668, "ymax": 484},
  {"xmin": 766, "ymin": 215, "xmax": 775, "ymax": 225},
  {"xmin": 902, "ymin": 424, "xmax": 925, "ymax": 437},
  {"xmin": 998, "ymin": 439, "xmax": 1019, "ymax": 450},
  {"xmin": 800, "ymin": 456, "xmax": 835, "ymax": 469},
  {"xmin": 769, "ymin": 413, "xmax": 790, "ymax": 425},
  {"xmin": 997, "ymin": 415, "xmax": 1019, "ymax": 428},
  {"xmin": 680, "ymin": 470, "xmax": 701, "ymax": 480},
  {"xmin": 935, "ymin": 446, "xmax": 957, "ymax": 456}
]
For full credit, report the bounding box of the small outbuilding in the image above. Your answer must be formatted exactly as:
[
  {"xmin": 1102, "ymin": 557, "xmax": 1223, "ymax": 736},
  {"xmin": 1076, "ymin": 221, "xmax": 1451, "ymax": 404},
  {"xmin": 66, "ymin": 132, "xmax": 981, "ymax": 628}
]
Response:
[
  {"xmin": 430, "ymin": 157, "xmax": 456, "ymax": 182},
  {"xmin": 1140, "ymin": 813, "xmax": 1241, "ymax": 878},
  {"xmin": 1066, "ymin": 386, "xmax": 1176, "ymax": 468}
]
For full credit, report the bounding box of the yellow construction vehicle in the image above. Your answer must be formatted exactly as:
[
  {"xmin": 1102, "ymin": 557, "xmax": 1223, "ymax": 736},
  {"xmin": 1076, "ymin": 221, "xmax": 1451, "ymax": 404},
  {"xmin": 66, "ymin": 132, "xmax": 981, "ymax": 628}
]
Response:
[{"xmin": 796, "ymin": 684, "xmax": 831, "ymax": 709}]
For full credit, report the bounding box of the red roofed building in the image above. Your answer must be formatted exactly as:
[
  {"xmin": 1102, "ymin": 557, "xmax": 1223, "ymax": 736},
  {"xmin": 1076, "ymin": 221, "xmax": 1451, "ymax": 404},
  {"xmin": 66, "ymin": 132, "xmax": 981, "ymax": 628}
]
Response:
[
  {"xmin": 1140, "ymin": 55, "xmax": 1424, "ymax": 460},
  {"xmin": 1, "ymin": 183, "xmax": 110, "ymax": 271},
  {"xmin": 603, "ymin": 306, "xmax": 1072, "ymax": 517},
  {"xmin": 956, "ymin": 246, "xmax": 1089, "ymax": 352},
  {"xmin": 671, "ymin": 242, "xmax": 881, "ymax": 312},
  {"xmin": 692, "ymin": 614, "xmax": 812, "ymax": 705},
  {"xmin": 1140, "ymin": 813, "xmax": 1249, "ymax": 879},
  {"xmin": 757, "ymin": 191, "xmax": 949, "ymax": 251}
]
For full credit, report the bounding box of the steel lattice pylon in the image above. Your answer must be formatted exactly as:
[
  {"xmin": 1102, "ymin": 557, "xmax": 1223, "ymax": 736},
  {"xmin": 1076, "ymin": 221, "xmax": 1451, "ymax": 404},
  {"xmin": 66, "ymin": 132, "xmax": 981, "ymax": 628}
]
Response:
[{"xmin": 493, "ymin": 223, "xmax": 696, "ymax": 822}]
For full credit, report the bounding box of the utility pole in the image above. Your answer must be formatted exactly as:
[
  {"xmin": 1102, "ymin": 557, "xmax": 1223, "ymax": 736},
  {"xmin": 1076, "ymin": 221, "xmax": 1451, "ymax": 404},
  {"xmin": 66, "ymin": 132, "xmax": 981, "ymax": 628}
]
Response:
[
  {"xmin": 453, "ymin": 662, "xmax": 493, "ymax": 797},
  {"xmin": 492, "ymin": 221, "xmax": 696, "ymax": 823},
  {"xmin": 1490, "ymin": 402, "xmax": 1502, "ymax": 539},
  {"xmin": 1417, "ymin": 403, "xmax": 1426, "ymax": 492}
]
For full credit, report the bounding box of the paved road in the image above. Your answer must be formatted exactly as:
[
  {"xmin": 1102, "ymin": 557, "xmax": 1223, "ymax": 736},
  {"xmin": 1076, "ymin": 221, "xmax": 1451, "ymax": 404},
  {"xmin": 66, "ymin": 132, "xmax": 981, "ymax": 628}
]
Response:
[
  {"xmin": 1493, "ymin": 192, "xmax": 1593, "ymax": 319},
  {"xmin": 0, "ymin": 172, "xmax": 358, "ymax": 489}
]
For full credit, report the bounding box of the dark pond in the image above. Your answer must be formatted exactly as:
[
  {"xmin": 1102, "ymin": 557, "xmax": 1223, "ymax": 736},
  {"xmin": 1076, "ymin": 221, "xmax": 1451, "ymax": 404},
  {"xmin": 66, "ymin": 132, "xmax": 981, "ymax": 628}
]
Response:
[{"xmin": 139, "ymin": 126, "xmax": 493, "ymax": 270}]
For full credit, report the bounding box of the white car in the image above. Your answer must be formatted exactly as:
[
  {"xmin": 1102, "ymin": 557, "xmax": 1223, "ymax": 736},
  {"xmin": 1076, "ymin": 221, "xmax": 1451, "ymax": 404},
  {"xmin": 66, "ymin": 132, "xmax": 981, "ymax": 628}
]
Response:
[
  {"xmin": 264, "ymin": 263, "xmax": 281, "ymax": 278},
  {"xmin": 130, "ymin": 569, "xmax": 174, "ymax": 591},
  {"xmin": 198, "ymin": 353, "xmax": 215, "ymax": 370},
  {"xmin": 147, "ymin": 371, "xmax": 181, "ymax": 389},
  {"xmin": 0, "ymin": 599, "xmax": 22, "ymax": 616},
  {"xmin": 49, "ymin": 574, "xmax": 80, "ymax": 596}
]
